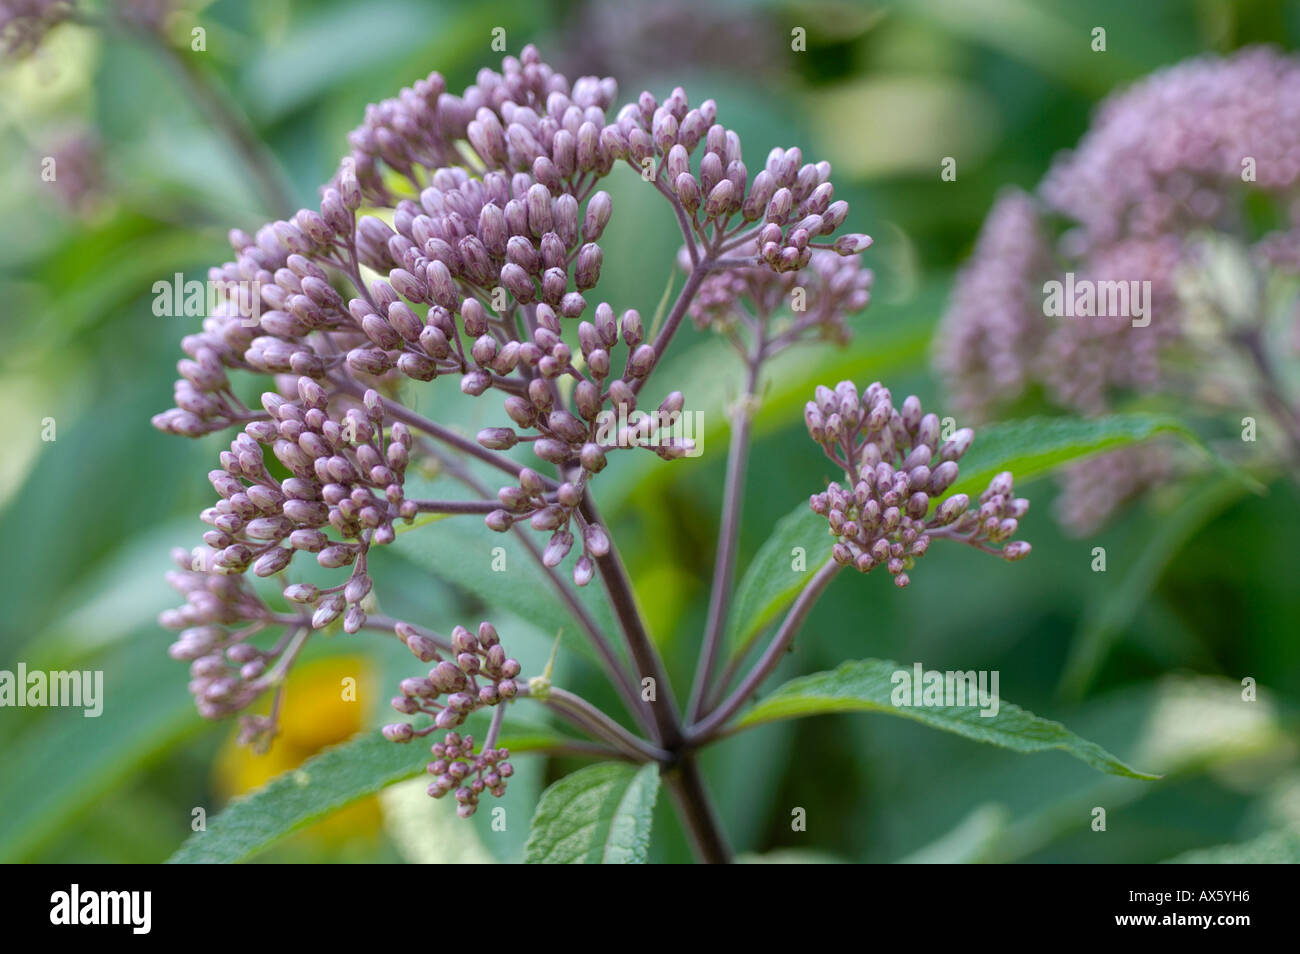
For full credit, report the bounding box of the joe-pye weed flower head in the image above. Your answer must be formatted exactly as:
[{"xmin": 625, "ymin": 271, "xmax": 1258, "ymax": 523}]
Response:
[{"xmin": 153, "ymin": 46, "xmax": 1029, "ymax": 854}]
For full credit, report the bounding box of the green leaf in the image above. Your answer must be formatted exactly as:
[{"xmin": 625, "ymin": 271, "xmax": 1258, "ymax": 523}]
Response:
[
  {"xmin": 0, "ymin": 636, "xmax": 202, "ymax": 861},
  {"xmin": 734, "ymin": 659, "xmax": 1159, "ymax": 780},
  {"xmin": 1164, "ymin": 828, "xmax": 1300, "ymax": 864},
  {"xmin": 725, "ymin": 503, "xmax": 831, "ymax": 657},
  {"xmin": 168, "ymin": 725, "xmax": 565, "ymax": 864},
  {"xmin": 389, "ymin": 503, "xmax": 621, "ymax": 671},
  {"xmin": 524, "ymin": 762, "xmax": 661, "ymax": 863},
  {"xmin": 947, "ymin": 413, "xmax": 1200, "ymax": 499},
  {"xmin": 1059, "ymin": 476, "xmax": 1249, "ymax": 698}
]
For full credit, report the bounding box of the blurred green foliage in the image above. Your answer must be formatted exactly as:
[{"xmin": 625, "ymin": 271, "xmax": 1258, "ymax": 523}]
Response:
[{"xmin": 2, "ymin": 0, "xmax": 1298, "ymax": 863}]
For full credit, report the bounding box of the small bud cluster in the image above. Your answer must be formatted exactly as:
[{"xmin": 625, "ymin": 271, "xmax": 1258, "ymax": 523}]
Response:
[
  {"xmin": 429, "ymin": 733, "xmax": 514, "ymax": 818},
  {"xmin": 605, "ymin": 86, "xmax": 870, "ymax": 271},
  {"xmin": 193, "ymin": 380, "xmax": 411, "ymax": 634},
  {"xmin": 806, "ymin": 382, "xmax": 1030, "ymax": 586},
  {"xmin": 346, "ymin": 46, "xmax": 618, "ymax": 204},
  {"xmin": 686, "ymin": 239, "xmax": 873, "ymax": 350},
  {"xmin": 383, "ymin": 621, "xmax": 520, "ymax": 815},
  {"xmin": 386, "ymin": 621, "xmax": 522, "ymax": 730},
  {"xmin": 160, "ymin": 549, "xmax": 288, "ymax": 730}
]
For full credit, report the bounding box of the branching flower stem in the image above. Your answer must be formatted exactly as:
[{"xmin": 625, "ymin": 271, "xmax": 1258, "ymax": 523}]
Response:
[
  {"xmin": 690, "ymin": 560, "xmax": 842, "ymax": 741},
  {"xmin": 688, "ymin": 355, "xmax": 762, "ymax": 721}
]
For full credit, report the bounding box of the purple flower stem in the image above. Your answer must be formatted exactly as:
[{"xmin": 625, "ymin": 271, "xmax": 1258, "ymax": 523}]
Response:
[
  {"xmin": 690, "ymin": 559, "xmax": 842, "ymax": 740},
  {"xmin": 687, "ymin": 354, "xmax": 762, "ymax": 721},
  {"xmin": 410, "ymin": 436, "xmax": 650, "ymax": 735},
  {"xmin": 577, "ymin": 493, "xmax": 682, "ymax": 748}
]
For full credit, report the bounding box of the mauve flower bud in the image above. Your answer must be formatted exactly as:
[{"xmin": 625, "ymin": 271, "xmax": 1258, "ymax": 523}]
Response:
[
  {"xmin": 929, "ymin": 460, "xmax": 959, "ymax": 494},
  {"xmin": 433, "ymin": 660, "xmax": 468, "ymax": 692},
  {"xmin": 383, "ymin": 723, "xmax": 415, "ymax": 743},
  {"xmin": 934, "ymin": 494, "xmax": 970, "ymax": 526},
  {"xmin": 530, "ymin": 506, "xmax": 565, "ymax": 531},
  {"xmin": 576, "ymin": 192, "xmax": 610, "ymax": 249},
  {"xmin": 533, "ymin": 439, "xmax": 571, "ymax": 464},
  {"xmin": 543, "ymin": 530, "xmax": 574, "ymax": 567},
  {"xmin": 553, "ymin": 193, "xmax": 580, "ymax": 246},
  {"xmin": 253, "ymin": 547, "xmax": 293, "ymax": 577},
  {"xmin": 478, "ymin": 427, "xmax": 518, "ymax": 450},
  {"xmin": 834, "ymin": 233, "xmax": 873, "ymax": 254},
  {"xmin": 318, "ymin": 545, "xmax": 357, "ymax": 569},
  {"xmin": 766, "ymin": 187, "xmax": 793, "ymax": 223},
  {"xmin": 284, "ymin": 582, "xmax": 319, "ymax": 603},
  {"xmin": 704, "ymin": 179, "xmax": 734, "ymax": 220},
  {"xmin": 500, "ymin": 262, "xmax": 535, "ymax": 303},
  {"xmin": 461, "ymin": 370, "xmax": 492, "ymax": 396},
  {"xmin": 526, "ymin": 183, "xmax": 553, "ymax": 237},
  {"xmin": 405, "ymin": 632, "xmax": 441, "ymax": 663},
  {"xmin": 940, "ymin": 428, "xmax": 975, "ymax": 461},
  {"xmin": 576, "ymin": 243, "xmax": 603, "ymax": 290},
  {"xmin": 1002, "ymin": 541, "xmax": 1032, "ymax": 561},
  {"xmin": 312, "ymin": 594, "xmax": 346, "ymax": 628},
  {"xmin": 600, "ymin": 124, "xmax": 629, "ymax": 159},
  {"xmin": 343, "ymin": 605, "xmax": 366, "ymax": 634},
  {"xmin": 628, "ymin": 344, "xmax": 656, "ymax": 378}
]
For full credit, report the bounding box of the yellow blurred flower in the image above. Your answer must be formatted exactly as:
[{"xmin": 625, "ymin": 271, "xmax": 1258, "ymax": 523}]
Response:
[{"xmin": 214, "ymin": 654, "xmax": 383, "ymax": 848}]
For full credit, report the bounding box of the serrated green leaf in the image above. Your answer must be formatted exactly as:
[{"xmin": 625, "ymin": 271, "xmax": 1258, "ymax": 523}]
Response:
[
  {"xmin": 734, "ymin": 659, "xmax": 1159, "ymax": 780},
  {"xmin": 168, "ymin": 725, "xmax": 566, "ymax": 864},
  {"xmin": 524, "ymin": 762, "xmax": 660, "ymax": 863},
  {"xmin": 947, "ymin": 413, "xmax": 1200, "ymax": 499},
  {"xmin": 724, "ymin": 503, "xmax": 831, "ymax": 657}
]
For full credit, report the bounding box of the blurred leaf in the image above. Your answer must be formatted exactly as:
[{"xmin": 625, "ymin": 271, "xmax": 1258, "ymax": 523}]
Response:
[
  {"xmin": 389, "ymin": 503, "xmax": 622, "ymax": 671},
  {"xmin": 1059, "ymin": 476, "xmax": 1250, "ymax": 697},
  {"xmin": 379, "ymin": 777, "xmax": 495, "ymax": 863},
  {"xmin": 898, "ymin": 804, "xmax": 1009, "ymax": 863},
  {"xmin": 807, "ymin": 74, "xmax": 999, "ymax": 178},
  {"xmin": 734, "ymin": 659, "xmax": 1160, "ymax": 780},
  {"xmin": 0, "ymin": 636, "xmax": 201, "ymax": 861},
  {"xmin": 737, "ymin": 848, "xmax": 846, "ymax": 863},
  {"xmin": 524, "ymin": 762, "xmax": 660, "ymax": 864},
  {"xmin": 724, "ymin": 502, "xmax": 830, "ymax": 658},
  {"xmin": 947, "ymin": 413, "xmax": 1203, "ymax": 499},
  {"xmin": 1164, "ymin": 827, "xmax": 1300, "ymax": 863},
  {"xmin": 168, "ymin": 724, "xmax": 564, "ymax": 863},
  {"xmin": 241, "ymin": 0, "xmax": 446, "ymax": 121}
]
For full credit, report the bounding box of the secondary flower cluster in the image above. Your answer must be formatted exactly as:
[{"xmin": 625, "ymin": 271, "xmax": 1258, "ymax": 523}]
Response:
[
  {"xmin": 686, "ymin": 240, "xmax": 874, "ymax": 353},
  {"xmin": 199, "ymin": 381, "xmax": 411, "ymax": 633},
  {"xmin": 936, "ymin": 47, "xmax": 1300, "ymax": 532},
  {"xmin": 160, "ymin": 548, "xmax": 297, "ymax": 747},
  {"xmin": 383, "ymin": 621, "xmax": 520, "ymax": 816},
  {"xmin": 806, "ymin": 382, "xmax": 1030, "ymax": 587}
]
